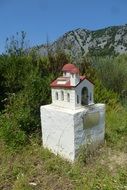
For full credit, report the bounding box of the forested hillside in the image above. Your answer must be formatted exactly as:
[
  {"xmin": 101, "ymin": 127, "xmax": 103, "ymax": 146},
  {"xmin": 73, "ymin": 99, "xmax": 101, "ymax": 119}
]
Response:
[{"xmin": 36, "ymin": 25, "xmax": 127, "ymax": 60}]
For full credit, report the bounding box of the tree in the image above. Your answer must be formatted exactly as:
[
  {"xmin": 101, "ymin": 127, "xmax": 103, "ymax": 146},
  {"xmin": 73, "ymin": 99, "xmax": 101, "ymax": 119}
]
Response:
[{"xmin": 5, "ymin": 31, "xmax": 29, "ymax": 56}]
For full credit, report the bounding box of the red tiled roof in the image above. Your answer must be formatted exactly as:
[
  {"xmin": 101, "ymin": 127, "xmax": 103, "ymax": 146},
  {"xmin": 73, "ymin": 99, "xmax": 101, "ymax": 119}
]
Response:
[
  {"xmin": 50, "ymin": 63, "xmax": 94, "ymax": 88},
  {"xmin": 50, "ymin": 76, "xmax": 86, "ymax": 88},
  {"xmin": 62, "ymin": 63, "xmax": 79, "ymax": 74}
]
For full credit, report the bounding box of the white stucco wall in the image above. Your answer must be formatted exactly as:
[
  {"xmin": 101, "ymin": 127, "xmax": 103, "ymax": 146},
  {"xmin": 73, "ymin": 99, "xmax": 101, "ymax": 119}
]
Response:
[
  {"xmin": 40, "ymin": 103, "xmax": 105, "ymax": 162},
  {"xmin": 51, "ymin": 88, "xmax": 76, "ymax": 109},
  {"xmin": 64, "ymin": 72, "xmax": 71, "ymax": 77},
  {"xmin": 74, "ymin": 104, "xmax": 105, "ymax": 156},
  {"xmin": 40, "ymin": 105, "xmax": 75, "ymax": 161},
  {"xmin": 70, "ymin": 73, "xmax": 80, "ymax": 86},
  {"xmin": 51, "ymin": 79, "xmax": 94, "ymax": 110}
]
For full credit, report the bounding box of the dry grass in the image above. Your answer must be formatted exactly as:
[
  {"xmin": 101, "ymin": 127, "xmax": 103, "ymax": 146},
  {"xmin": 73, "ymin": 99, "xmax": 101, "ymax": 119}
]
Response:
[{"xmin": 0, "ymin": 139, "xmax": 127, "ymax": 190}]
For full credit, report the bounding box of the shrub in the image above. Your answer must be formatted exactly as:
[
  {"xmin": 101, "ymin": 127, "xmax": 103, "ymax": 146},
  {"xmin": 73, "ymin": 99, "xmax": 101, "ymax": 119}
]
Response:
[
  {"xmin": 94, "ymin": 79, "xmax": 120, "ymax": 111},
  {"xmin": 0, "ymin": 54, "xmax": 53, "ymax": 147},
  {"xmin": 0, "ymin": 111, "xmax": 27, "ymax": 148},
  {"xmin": 93, "ymin": 55, "xmax": 127, "ymax": 95},
  {"xmin": 106, "ymin": 108, "xmax": 127, "ymax": 151},
  {"xmin": 0, "ymin": 39, "xmax": 69, "ymax": 148}
]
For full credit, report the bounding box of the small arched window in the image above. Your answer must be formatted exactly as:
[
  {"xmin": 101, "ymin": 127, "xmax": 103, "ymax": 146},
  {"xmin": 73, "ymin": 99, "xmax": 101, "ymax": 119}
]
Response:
[
  {"xmin": 67, "ymin": 93, "xmax": 70, "ymax": 102},
  {"xmin": 61, "ymin": 91, "xmax": 64, "ymax": 101},
  {"xmin": 77, "ymin": 95, "xmax": 79, "ymax": 104},
  {"xmin": 55, "ymin": 92, "xmax": 58, "ymax": 100}
]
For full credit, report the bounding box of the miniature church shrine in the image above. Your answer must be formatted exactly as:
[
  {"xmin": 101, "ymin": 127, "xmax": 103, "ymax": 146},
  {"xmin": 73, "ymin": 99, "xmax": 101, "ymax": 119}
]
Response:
[
  {"xmin": 50, "ymin": 63, "xmax": 94, "ymax": 109},
  {"xmin": 40, "ymin": 63, "xmax": 105, "ymax": 162}
]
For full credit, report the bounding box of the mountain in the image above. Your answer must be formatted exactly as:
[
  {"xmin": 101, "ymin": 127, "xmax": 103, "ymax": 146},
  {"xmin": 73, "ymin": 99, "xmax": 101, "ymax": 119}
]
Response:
[{"xmin": 35, "ymin": 25, "xmax": 127, "ymax": 58}]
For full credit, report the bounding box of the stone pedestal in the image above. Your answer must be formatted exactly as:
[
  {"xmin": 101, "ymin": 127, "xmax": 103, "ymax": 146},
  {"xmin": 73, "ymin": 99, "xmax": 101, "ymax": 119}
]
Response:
[{"xmin": 40, "ymin": 103, "xmax": 105, "ymax": 162}]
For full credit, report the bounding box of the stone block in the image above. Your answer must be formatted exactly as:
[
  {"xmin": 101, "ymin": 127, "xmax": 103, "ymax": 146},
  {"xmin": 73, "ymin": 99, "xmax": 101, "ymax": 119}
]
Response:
[{"xmin": 40, "ymin": 103, "xmax": 105, "ymax": 162}]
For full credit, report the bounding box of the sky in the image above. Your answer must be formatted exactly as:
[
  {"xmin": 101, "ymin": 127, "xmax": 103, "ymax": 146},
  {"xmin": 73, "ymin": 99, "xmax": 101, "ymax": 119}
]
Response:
[{"xmin": 0, "ymin": 0, "xmax": 127, "ymax": 53}]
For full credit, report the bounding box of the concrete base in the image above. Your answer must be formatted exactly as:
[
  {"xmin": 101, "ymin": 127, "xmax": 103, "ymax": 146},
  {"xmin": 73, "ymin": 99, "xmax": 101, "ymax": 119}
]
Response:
[{"xmin": 40, "ymin": 103, "xmax": 105, "ymax": 162}]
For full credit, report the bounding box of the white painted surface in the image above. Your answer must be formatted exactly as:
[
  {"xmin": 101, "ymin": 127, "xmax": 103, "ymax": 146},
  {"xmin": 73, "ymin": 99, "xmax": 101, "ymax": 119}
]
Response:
[
  {"xmin": 51, "ymin": 79, "xmax": 94, "ymax": 109},
  {"xmin": 64, "ymin": 72, "xmax": 71, "ymax": 77},
  {"xmin": 51, "ymin": 88, "xmax": 76, "ymax": 109},
  {"xmin": 70, "ymin": 73, "xmax": 80, "ymax": 86},
  {"xmin": 74, "ymin": 104, "xmax": 105, "ymax": 155},
  {"xmin": 40, "ymin": 103, "xmax": 105, "ymax": 162},
  {"xmin": 41, "ymin": 104, "xmax": 75, "ymax": 161}
]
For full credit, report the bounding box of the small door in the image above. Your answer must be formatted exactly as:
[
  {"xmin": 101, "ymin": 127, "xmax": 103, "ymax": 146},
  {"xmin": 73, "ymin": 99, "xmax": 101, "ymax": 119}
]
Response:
[{"xmin": 81, "ymin": 87, "xmax": 88, "ymax": 106}]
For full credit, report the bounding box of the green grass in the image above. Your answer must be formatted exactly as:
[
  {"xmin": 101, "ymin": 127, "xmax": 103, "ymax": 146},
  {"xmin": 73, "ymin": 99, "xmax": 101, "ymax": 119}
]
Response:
[
  {"xmin": 0, "ymin": 108, "xmax": 127, "ymax": 190},
  {"xmin": 106, "ymin": 109, "xmax": 127, "ymax": 152}
]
